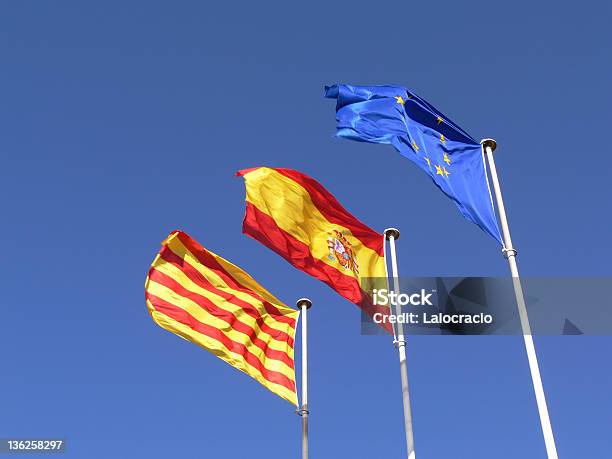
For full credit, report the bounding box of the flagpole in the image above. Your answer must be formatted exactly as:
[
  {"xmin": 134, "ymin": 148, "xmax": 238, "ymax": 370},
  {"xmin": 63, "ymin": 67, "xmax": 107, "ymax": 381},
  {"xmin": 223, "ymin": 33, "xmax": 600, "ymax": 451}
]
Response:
[
  {"xmin": 384, "ymin": 228, "xmax": 416, "ymax": 459},
  {"xmin": 481, "ymin": 139, "xmax": 559, "ymax": 459},
  {"xmin": 296, "ymin": 298, "xmax": 312, "ymax": 459}
]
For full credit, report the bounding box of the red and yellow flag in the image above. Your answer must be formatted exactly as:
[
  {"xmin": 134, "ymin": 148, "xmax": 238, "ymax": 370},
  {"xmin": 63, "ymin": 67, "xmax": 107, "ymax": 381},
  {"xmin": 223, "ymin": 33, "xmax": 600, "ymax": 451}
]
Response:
[
  {"xmin": 237, "ymin": 167, "xmax": 391, "ymax": 332},
  {"xmin": 145, "ymin": 230, "xmax": 299, "ymax": 405}
]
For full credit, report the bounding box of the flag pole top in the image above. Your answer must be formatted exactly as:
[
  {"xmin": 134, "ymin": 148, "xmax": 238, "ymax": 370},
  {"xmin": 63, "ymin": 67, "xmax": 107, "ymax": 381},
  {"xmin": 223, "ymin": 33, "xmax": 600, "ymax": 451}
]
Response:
[
  {"xmin": 480, "ymin": 138, "xmax": 498, "ymax": 152},
  {"xmin": 384, "ymin": 228, "xmax": 401, "ymax": 240},
  {"xmin": 296, "ymin": 298, "xmax": 312, "ymax": 309}
]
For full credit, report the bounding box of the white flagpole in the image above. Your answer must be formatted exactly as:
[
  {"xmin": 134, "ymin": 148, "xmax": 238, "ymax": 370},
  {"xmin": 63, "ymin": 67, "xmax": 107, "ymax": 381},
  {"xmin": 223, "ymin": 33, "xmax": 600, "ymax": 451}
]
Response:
[
  {"xmin": 481, "ymin": 139, "xmax": 559, "ymax": 459},
  {"xmin": 384, "ymin": 228, "xmax": 416, "ymax": 459},
  {"xmin": 296, "ymin": 298, "xmax": 312, "ymax": 459}
]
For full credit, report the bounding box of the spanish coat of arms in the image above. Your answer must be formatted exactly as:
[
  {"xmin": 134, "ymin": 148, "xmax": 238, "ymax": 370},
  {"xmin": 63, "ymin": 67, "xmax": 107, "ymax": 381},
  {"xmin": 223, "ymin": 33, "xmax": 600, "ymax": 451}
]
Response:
[{"xmin": 327, "ymin": 229, "xmax": 359, "ymax": 275}]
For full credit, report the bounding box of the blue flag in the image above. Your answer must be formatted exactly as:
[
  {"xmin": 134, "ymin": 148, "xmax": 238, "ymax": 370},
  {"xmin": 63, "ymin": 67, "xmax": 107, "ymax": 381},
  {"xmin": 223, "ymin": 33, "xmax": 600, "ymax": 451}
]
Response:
[{"xmin": 324, "ymin": 84, "xmax": 503, "ymax": 245}]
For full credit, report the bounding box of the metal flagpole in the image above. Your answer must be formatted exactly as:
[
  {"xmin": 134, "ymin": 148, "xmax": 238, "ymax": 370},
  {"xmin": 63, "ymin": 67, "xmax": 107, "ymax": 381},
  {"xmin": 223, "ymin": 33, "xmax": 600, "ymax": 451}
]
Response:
[
  {"xmin": 481, "ymin": 139, "xmax": 559, "ymax": 459},
  {"xmin": 384, "ymin": 228, "xmax": 416, "ymax": 459},
  {"xmin": 296, "ymin": 298, "xmax": 312, "ymax": 459}
]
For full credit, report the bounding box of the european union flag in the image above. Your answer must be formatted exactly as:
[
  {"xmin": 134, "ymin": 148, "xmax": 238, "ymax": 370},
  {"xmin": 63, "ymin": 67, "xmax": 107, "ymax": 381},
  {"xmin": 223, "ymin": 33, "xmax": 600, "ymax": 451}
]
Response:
[{"xmin": 325, "ymin": 84, "xmax": 502, "ymax": 245}]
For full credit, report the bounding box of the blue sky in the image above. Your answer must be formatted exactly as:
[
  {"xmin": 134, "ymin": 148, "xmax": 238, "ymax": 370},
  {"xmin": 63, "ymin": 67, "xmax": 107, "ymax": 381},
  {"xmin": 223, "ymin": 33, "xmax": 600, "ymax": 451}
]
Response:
[{"xmin": 1, "ymin": 1, "xmax": 611, "ymax": 458}]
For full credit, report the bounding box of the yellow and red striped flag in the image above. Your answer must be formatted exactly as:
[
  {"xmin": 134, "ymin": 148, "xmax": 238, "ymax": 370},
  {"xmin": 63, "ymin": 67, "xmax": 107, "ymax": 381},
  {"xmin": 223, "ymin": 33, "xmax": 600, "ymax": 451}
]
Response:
[
  {"xmin": 237, "ymin": 167, "xmax": 391, "ymax": 333},
  {"xmin": 145, "ymin": 230, "xmax": 299, "ymax": 405}
]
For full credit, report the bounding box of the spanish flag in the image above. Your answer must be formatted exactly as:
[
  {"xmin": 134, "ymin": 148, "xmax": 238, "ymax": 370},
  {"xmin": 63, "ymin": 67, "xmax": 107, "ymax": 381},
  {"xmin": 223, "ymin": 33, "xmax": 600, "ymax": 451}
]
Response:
[
  {"xmin": 237, "ymin": 167, "xmax": 390, "ymax": 332},
  {"xmin": 145, "ymin": 230, "xmax": 299, "ymax": 405}
]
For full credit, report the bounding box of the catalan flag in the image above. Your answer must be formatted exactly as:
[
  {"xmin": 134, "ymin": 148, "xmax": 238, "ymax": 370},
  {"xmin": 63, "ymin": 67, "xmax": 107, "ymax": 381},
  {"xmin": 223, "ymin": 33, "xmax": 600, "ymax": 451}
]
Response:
[
  {"xmin": 236, "ymin": 167, "xmax": 391, "ymax": 332},
  {"xmin": 145, "ymin": 230, "xmax": 299, "ymax": 405}
]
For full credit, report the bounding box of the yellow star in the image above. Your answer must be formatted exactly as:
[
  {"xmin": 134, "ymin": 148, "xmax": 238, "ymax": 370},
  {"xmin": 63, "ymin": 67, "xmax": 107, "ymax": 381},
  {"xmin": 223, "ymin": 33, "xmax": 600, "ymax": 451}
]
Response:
[
  {"xmin": 411, "ymin": 141, "xmax": 420, "ymax": 152},
  {"xmin": 440, "ymin": 134, "xmax": 446, "ymax": 145},
  {"xmin": 435, "ymin": 165, "xmax": 444, "ymax": 176},
  {"xmin": 424, "ymin": 157, "xmax": 431, "ymax": 168},
  {"xmin": 443, "ymin": 167, "xmax": 450, "ymax": 178},
  {"xmin": 395, "ymin": 96, "xmax": 406, "ymax": 105},
  {"xmin": 436, "ymin": 116, "xmax": 444, "ymax": 124},
  {"xmin": 443, "ymin": 153, "xmax": 451, "ymax": 165}
]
